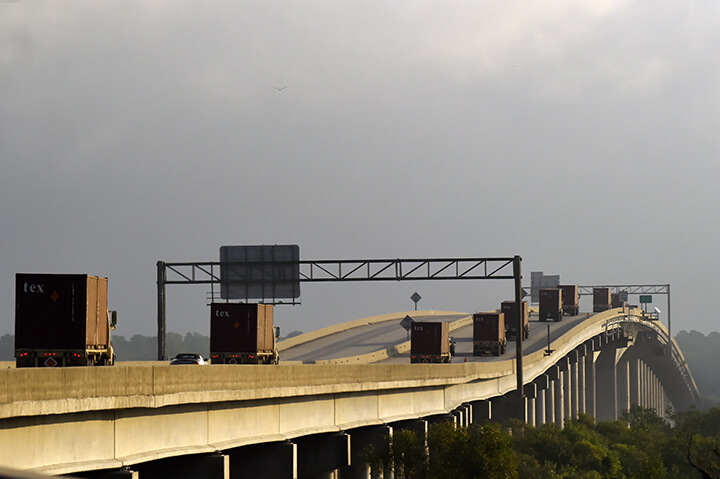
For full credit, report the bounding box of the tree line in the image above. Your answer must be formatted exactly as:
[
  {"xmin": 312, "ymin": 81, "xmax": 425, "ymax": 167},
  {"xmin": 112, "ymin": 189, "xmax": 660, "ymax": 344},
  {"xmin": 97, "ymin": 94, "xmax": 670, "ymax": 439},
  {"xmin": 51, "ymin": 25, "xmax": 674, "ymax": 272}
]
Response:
[{"xmin": 364, "ymin": 405, "xmax": 720, "ymax": 478}]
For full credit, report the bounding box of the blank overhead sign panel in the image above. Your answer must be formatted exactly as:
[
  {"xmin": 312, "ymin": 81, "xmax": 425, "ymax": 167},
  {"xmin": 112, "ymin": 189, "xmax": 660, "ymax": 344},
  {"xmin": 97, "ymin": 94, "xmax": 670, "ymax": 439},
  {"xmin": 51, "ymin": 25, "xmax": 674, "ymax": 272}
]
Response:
[{"xmin": 220, "ymin": 245, "xmax": 300, "ymax": 301}]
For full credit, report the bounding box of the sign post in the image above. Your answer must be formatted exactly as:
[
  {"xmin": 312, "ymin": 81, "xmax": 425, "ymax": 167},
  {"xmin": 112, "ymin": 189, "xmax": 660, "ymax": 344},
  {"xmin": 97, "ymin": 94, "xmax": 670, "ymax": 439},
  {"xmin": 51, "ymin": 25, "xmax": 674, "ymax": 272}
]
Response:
[{"xmin": 410, "ymin": 292, "xmax": 421, "ymax": 311}]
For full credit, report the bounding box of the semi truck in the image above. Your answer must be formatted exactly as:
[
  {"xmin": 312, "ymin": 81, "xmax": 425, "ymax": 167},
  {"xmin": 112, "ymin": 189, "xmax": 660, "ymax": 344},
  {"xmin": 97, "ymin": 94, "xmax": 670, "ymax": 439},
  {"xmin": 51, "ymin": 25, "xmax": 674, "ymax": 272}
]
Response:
[
  {"xmin": 593, "ymin": 287, "xmax": 612, "ymax": 312},
  {"xmin": 15, "ymin": 273, "xmax": 116, "ymax": 367},
  {"xmin": 210, "ymin": 303, "xmax": 279, "ymax": 364},
  {"xmin": 410, "ymin": 321, "xmax": 452, "ymax": 363},
  {"xmin": 539, "ymin": 288, "xmax": 564, "ymax": 322},
  {"xmin": 558, "ymin": 285, "xmax": 580, "ymax": 316},
  {"xmin": 473, "ymin": 312, "xmax": 507, "ymax": 356},
  {"xmin": 500, "ymin": 301, "xmax": 529, "ymax": 340}
]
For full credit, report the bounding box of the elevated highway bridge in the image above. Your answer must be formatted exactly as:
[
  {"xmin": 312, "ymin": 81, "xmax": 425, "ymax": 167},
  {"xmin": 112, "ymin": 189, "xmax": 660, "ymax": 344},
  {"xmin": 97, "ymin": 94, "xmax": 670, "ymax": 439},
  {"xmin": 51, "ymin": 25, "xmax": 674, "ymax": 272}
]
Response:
[{"xmin": 0, "ymin": 308, "xmax": 699, "ymax": 479}]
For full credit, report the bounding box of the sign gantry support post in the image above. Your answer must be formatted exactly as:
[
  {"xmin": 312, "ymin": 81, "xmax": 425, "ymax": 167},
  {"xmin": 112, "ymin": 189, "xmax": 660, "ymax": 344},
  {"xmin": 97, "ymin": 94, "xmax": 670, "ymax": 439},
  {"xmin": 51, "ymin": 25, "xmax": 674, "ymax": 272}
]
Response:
[
  {"xmin": 513, "ymin": 256, "xmax": 524, "ymax": 400},
  {"xmin": 156, "ymin": 261, "xmax": 167, "ymax": 361}
]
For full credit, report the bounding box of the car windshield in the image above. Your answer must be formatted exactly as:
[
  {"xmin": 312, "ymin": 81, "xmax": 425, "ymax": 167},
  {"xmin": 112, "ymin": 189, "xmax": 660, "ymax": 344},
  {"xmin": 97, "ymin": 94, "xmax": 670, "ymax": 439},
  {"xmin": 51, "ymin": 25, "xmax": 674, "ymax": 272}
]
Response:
[{"xmin": 175, "ymin": 354, "xmax": 200, "ymax": 360}]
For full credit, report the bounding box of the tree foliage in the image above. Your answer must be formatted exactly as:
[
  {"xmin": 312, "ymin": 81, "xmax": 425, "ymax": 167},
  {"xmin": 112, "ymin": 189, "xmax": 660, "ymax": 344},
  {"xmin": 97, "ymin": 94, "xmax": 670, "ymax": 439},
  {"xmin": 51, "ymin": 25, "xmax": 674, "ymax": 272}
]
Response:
[{"xmin": 362, "ymin": 406, "xmax": 720, "ymax": 479}]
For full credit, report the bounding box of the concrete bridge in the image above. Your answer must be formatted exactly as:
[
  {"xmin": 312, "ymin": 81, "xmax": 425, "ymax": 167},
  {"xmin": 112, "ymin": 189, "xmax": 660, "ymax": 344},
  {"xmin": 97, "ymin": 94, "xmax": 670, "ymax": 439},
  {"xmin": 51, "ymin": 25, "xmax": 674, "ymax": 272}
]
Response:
[{"xmin": 0, "ymin": 308, "xmax": 699, "ymax": 478}]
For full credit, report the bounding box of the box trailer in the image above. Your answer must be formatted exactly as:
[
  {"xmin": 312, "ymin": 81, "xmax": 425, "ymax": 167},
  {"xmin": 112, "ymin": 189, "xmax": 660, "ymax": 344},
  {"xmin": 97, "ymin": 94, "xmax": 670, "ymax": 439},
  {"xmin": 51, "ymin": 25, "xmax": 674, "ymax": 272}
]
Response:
[
  {"xmin": 500, "ymin": 301, "xmax": 529, "ymax": 340},
  {"xmin": 611, "ymin": 293, "xmax": 626, "ymax": 309},
  {"xmin": 539, "ymin": 288, "xmax": 563, "ymax": 322},
  {"xmin": 210, "ymin": 303, "xmax": 279, "ymax": 364},
  {"xmin": 15, "ymin": 273, "xmax": 116, "ymax": 367},
  {"xmin": 473, "ymin": 312, "xmax": 507, "ymax": 356},
  {"xmin": 593, "ymin": 288, "xmax": 612, "ymax": 312},
  {"xmin": 558, "ymin": 285, "xmax": 580, "ymax": 316},
  {"xmin": 410, "ymin": 321, "xmax": 451, "ymax": 363}
]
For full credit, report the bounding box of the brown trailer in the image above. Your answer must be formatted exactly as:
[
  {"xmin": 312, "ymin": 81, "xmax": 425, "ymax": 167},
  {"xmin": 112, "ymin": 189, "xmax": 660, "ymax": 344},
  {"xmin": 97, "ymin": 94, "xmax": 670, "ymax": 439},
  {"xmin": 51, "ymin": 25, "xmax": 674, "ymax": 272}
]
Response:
[
  {"xmin": 473, "ymin": 312, "xmax": 507, "ymax": 356},
  {"xmin": 611, "ymin": 293, "xmax": 626, "ymax": 309},
  {"xmin": 539, "ymin": 288, "xmax": 563, "ymax": 322},
  {"xmin": 558, "ymin": 285, "xmax": 580, "ymax": 316},
  {"xmin": 15, "ymin": 273, "xmax": 116, "ymax": 367},
  {"xmin": 593, "ymin": 288, "xmax": 612, "ymax": 312},
  {"xmin": 210, "ymin": 303, "xmax": 278, "ymax": 364},
  {"xmin": 411, "ymin": 321, "xmax": 451, "ymax": 363},
  {"xmin": 500, "ymin": 301, "xmax": 529, "ymax": 340}
]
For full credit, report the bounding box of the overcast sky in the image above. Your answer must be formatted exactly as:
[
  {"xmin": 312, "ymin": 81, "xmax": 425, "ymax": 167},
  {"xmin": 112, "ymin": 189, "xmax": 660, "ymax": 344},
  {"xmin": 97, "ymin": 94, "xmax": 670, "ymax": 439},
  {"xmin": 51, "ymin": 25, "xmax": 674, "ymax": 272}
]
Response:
[{"xmin": 1, "ymin": 1, "xmax": 718, "ymax": 340}]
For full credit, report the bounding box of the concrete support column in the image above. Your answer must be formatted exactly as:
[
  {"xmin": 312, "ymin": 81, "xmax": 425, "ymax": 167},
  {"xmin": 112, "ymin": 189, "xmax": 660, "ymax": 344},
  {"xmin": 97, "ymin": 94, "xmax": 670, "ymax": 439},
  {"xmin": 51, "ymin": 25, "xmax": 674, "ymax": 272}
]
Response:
[
  {"xmin": 558, "ymin": 356, "xmax": 572, "ymax": 422},
  {"xmin": 545, "ymin": 381, "xmax": 555, "ymax": 425},
  {"xmin": 491, "ymin": 393, "xmax": 526, "ymax": 424},
  {"xmin": 616, "ymin": 357, "xmax": 630, "ymax": 419},
  {"xmin": 295, "ymin": 432, "xmax": 350, "ymax": 479},
  {"xmin": 647, "ymin": 369, "xmax": 653, "ymax": 412},
  {"xmin": 642, "ymin": 363, "xmax": 652, "ymax": 407},
  {"xmin": 87, "ymin": 467, "xmax": 139, "ymax": 478},
  {"xmin": 575, "ymin": 345, "xmax": 586, "ymax": 416},
  {"xmin": 524, "ymin": 383, "xmax": 537, "ymax": 427},
  {"xmin": 470, "ymin": 400, "xmax": 491, "ymax": 425},
  {"xmin": 577, "ymin": 356, "xmax": 586, "ymax": 415},
  {"xmin": 628, "ymin": 356, "xmax": 641, "ymax": 407},
  {"xmin": 533, "ymin": 375, "xmax": 549, "ymax": 426},
  {"xmin": 584, "ymin": 343, "xmax": 597, "ymax": 419},
  {"xmin": 339, "ymin": 425, "xmax": 392, "ymax": 479},
  {"xmin": 569, "ymin": 351, "xmax": 579, "ymax": 419},
  {"xmin": 595, "ymin": 345, "xmax": 618, "ymax": 421},
  {"xmin": 230, "ymin": 441, "xmax": 297, "ymax": 479},
  {"xmin": 545, "ymin": 366, "xmax": 559, "ymax": 426},
  {"xmin": 134, "ymin": 452, "xmax": 229, "ymax": 479}
]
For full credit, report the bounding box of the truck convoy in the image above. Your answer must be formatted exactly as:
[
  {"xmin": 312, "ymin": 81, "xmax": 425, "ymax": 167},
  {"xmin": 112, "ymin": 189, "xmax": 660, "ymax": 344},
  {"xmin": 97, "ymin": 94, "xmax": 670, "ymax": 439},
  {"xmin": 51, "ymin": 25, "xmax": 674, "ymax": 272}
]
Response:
[
  {"xmin": 593, "ymin": 287, "xmax": 612, "ymax": 312},
  {"xmin": 539, "ymin": 288, "xmax": 564, "ymax": 322},
  {"xmin": 210, "ymin": 303, "xmax": 279, "ymax": 364},
  {"xmin": 15, "ymin": 273, "xmax": 116, "ymax": 367},
  {"xmin": 500, "ymin": 301, "xmax": 529, "ymax": 340},
  {"xmin": 410, "ymin": 321, "xmax": 452, "ymax": 363},
  {"xmin": 473, "ymin": 312, "xmax": 507, "ymax": 356},
  {"xmin": 558, "ymin": 285, "xmax": 580, "ymax": 316}
]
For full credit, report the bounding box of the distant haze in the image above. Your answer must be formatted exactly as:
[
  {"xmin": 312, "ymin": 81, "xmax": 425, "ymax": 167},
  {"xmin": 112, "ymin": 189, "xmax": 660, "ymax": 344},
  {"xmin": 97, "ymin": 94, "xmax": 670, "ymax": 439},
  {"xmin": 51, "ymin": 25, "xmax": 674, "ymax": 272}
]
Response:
[{"xmin": 1, "ymin": 2, "xmax": 718, "ymax": 338}]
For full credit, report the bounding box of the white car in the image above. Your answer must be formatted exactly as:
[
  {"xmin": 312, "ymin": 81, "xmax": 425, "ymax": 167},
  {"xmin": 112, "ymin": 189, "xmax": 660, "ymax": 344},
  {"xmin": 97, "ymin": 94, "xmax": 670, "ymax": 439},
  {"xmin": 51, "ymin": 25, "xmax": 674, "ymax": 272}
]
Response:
[{"xmin": 169, "ymin": 353, "xmax": 208, "ymax": 365}]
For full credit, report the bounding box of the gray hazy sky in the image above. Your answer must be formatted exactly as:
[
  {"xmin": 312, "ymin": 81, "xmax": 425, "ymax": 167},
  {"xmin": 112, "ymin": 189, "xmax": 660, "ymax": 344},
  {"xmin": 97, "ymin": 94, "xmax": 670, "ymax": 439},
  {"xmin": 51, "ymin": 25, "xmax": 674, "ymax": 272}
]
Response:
[{"xmin": 1, "ymin": 1, "xmax": 718, "ymax": 339}]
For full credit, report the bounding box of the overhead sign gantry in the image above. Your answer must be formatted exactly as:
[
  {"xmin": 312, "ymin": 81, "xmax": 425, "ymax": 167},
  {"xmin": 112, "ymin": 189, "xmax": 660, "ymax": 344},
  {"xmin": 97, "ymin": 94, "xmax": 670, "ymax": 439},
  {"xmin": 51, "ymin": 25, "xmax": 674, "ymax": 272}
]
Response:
[{"xmin": 156, "ymin": 246, "xmax": 526, "ymax": 402}]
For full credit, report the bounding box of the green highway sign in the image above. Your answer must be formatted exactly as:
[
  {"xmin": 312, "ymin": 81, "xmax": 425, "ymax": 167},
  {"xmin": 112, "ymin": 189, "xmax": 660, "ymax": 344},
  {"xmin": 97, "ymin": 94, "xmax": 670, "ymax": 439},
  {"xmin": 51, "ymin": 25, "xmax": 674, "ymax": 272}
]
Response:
[{"xmin": 639, "ymin": 295, "xmax": 652, "ymax": 304}]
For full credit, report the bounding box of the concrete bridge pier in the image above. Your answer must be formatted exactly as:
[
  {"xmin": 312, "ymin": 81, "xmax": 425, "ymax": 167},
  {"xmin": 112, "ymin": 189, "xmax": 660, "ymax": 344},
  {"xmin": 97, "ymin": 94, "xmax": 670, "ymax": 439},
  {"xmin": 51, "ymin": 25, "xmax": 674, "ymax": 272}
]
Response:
[
  {"xmin": 546, "ymin": 364, "xmax": 564, "ymax": 427},
  {"xmin": 533, "ymin": 375, "xmax": 549, "ymax": 426},
  {"xmin": 295, "ymin": 432, "xmax": 350, "ymax": 479},
  {"xmin": 568, "ymin": 350, "xmax": 580, "ymax": 419},
  {"xmin": 545, "ymin": 366, "xmax": 558, "ymax": 425},
  {"xmin": 595, "ymin": 338, "xmax": 629, "ymax": 421},
  {"xmin": 575, "ymin": 344, "xmax": 587, "ymax": 416},
  {"xmin": 584, "ymin": 338, "xmax": 599, "ymax": 418},
  {"xmin": 452, "ymin": 404, "xmax": 471, "ymax": 428},
  {"xmin": 490, "ymin": 392, "xmax": 525, "ymax": 424},
  {"xmin": 469, "ymin": 400, "xmax": 491, "ymax": 425},
  {"xmin": 228, "ymin": 440, "xmax": 297, "ymax": 479},
  {"xmin": 338, "ymin": 425, "xmax": 391, "ymax": 479},
  {"xmin": 617, "ymin": 355, "xmax": 630, "ymax": 418},
  {"xmin": 523, "ymin": 383, "xmax": 537, "ymax": 427},
  {"xmin": 558, "ymin": 356, "xmax": 571, "ymax": 425},
  {"xmin": 132, "ymin": 451, "xmax": 229, "ymax": 479},
  {"xmin": 74, "ymin": 466, "xmax": 139, "ymax": 478}
]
